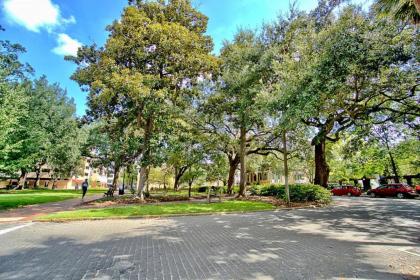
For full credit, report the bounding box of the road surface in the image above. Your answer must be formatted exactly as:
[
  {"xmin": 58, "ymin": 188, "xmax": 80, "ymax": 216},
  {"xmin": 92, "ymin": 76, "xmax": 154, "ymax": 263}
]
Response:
[{"xmin": 0, "ymin": 197, "xmax": 419, "ymax": 279}]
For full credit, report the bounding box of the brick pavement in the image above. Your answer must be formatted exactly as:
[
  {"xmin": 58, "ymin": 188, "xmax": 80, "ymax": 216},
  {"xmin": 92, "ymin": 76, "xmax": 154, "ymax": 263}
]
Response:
[{"xmin": 0, "ymin": 197, "xmax": 419, "ymax": 280}]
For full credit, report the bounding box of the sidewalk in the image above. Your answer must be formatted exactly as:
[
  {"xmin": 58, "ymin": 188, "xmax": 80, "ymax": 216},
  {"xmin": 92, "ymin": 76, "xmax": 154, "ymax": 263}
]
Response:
[{"xmin": 0, "ymin": 194, "xmax": 103, "ymax": 223}]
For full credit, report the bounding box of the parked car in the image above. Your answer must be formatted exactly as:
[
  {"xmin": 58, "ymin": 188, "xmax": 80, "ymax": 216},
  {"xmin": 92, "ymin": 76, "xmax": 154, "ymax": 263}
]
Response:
[
  {"xmin": 331, "ymin": 185, "xmax": 362, "ymax": 196},
  {"xmin": 416, "ymin": 185, "xmax": 420, "ymax": 194},
  {"xmin": 367, "ymin": 183, "xmax": 418, "ymax": 199}
]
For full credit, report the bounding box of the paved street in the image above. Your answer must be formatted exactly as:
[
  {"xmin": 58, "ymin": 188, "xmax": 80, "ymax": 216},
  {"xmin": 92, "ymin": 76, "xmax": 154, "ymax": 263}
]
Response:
[{"xmin": 0, "ymin": 197, "xmax": 419, "ymax": 280}]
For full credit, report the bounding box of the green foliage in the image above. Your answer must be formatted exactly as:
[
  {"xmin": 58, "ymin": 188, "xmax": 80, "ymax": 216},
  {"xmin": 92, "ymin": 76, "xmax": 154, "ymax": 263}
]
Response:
[
  {"xmin": 83, "ymin": 121, "xmax": 141, "ymax": 184},
  {"xmin": 250, "ymin": 183, "xmax": 332, "ymax": 204},
  {"xmin": 393, "ymin": 139, "xmax": 420, "ymax": 175},
  {"xmin": 180, "ymin": 166, "xmax": 206, "ymax": 186},
  {"xmin": 166, "ymin": 123, "xmax": 208, "ymax": 188},
  {"xmin": 69, "ymin": 0, "xmax": 218, "ymax": 196},
  {"xmin": 264, "ymin": 5, "xmax": 418, "ymax": 186},
  {"xmin": 328, "ymin": 131, "xmax": 420, "ymax": 181},
  {"xmin": 0, "ymin": 82, "xmax": 30, "ymax": 174},
  {"xmin": 285, "ymin": 184, "xmax": 332, "ymax": 204},
  {"xmin": 2, "ymin": 0, "xmax": 418, "ymax": 192},
  {"xmin": 204, "ymin": 152, "xmax": 228, "ymax": 182},
  {"xmin": 0, "ymin": 36, "xmax": 82, "ymax": 178},
  {"xmin": 29, "ymin": 77, "xmax": 83, "ymax": 177},
  {"xmin": 374, "ymin": 0, "xmax": 420, "ymax": 24},
  {"xmin": 0, "ymin": 38, "xmax": 31, "ymax": 175}
]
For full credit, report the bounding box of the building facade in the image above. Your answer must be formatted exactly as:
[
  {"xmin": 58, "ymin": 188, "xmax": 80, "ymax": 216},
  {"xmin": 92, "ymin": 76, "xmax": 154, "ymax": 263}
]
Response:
[{"xmin": 0, "ymin": 157, "xmax": 114, "ymax": 189}]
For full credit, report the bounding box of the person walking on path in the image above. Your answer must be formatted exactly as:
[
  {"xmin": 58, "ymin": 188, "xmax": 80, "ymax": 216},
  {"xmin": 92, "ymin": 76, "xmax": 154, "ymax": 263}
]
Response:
[{"xmin": 82, "ymin": 179, "xmax": 89, "ymax": 199}]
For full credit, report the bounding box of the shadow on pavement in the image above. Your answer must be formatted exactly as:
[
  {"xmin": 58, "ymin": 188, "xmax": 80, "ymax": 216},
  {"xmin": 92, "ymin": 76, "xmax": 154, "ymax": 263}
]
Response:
[{"xmin": 0, "ymin": 198, "xmax": 418, "ymax": 279}]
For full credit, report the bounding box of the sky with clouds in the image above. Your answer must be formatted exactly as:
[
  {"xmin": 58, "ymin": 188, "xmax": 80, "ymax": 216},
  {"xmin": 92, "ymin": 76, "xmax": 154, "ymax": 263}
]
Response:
[{"xmin": 1, "ymin": 0, "xmax": 365, "ymax": 116}]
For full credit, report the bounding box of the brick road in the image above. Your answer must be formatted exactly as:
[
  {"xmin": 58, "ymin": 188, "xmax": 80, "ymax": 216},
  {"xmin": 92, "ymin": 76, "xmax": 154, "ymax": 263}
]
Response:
[{"xmin": 0, "ymin": 197, "xmax": 419, "ymax": 280}]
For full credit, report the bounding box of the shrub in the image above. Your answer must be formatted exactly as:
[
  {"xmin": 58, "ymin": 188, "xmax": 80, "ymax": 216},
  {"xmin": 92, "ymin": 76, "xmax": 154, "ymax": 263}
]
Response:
[
  {"xmin": 251, "ymin": 183, "xmax": 332, "ymax": 204},
  {"xmin": 249, "ymin": 185, "xmax": 263, "ymax": 195},
  {"xmin": 249, "ymin": 184, "xmax": 283, "ymax": 196},
  {"xmin": 260, "ymin": 185, "xmax": 283, "ymax": 196},
  {"xmin": 284, "ymin": 184, "xmax": 331, "ymax": 204}
]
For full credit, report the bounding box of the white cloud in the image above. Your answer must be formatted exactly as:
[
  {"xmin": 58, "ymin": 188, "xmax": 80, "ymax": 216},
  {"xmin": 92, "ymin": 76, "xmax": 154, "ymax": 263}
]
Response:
[
  {"xmin": 62, "ymin": 15, "xmax": 76, "ymax": 25},
  {"xmin": 52, "ymin": 33, "xmax": 82, "ymax": 56},
  {"xmin": 3, "ymin": 0, "xmax": 75, "ymax": 32}
]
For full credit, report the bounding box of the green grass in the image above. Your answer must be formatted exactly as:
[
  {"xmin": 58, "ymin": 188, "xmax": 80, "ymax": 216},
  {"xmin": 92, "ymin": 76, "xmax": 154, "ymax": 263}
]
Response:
[
  {"xmin": 38, "ymin": 200, "xmax": 275, "ymax": 221},
  {"xmin": 0, "ymin": 188, "xmax": 106, "ymax": 211}
]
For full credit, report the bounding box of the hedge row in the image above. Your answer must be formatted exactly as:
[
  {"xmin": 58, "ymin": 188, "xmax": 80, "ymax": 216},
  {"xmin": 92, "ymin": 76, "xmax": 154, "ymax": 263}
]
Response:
[{"xmin": 249, "ymin": 184, "xmax": 332, "ymax": 204}]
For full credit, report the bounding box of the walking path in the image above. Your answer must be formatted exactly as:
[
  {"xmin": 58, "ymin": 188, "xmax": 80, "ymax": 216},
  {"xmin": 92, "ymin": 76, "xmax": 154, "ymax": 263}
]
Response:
[{"xmin": 0, "ymin": 194, "xmax": 103, "ymax": 223}]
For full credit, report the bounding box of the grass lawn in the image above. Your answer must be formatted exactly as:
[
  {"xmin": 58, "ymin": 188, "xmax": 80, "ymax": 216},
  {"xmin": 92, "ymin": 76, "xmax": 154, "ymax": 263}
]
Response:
[
  {"xmin": 38, "ymin": 200, "xmax": 275, "ymax": 221},
  {"xmin": 0, "ymin": 189, "xmax": 106, "ymax": 211}
]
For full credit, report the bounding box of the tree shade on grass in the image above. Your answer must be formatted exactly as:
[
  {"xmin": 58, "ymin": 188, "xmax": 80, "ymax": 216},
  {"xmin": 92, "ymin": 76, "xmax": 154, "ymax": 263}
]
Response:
[
  {"xmin": 0, "ymin": 189, "xmax": 106, "ymax": 211},
  {"xmin": 37, "ymin": 200, "xmax": 275, "ymax": 221}
]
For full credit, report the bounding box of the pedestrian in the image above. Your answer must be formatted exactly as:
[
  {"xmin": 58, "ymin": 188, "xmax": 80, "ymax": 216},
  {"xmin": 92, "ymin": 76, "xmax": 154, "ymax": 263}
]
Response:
[{"xmin": 82, "ymin": 179, "xmax": 89, "ymax": 199}]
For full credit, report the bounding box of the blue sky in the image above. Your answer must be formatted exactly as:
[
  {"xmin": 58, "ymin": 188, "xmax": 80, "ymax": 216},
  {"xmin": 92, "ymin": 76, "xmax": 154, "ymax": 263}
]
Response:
[{"xmin": 1, "ymin": 0, "xmax": 352, "ymax": 116}]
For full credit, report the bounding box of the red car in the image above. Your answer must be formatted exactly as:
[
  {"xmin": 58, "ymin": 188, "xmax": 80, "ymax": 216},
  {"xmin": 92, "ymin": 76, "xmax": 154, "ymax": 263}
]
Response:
[
  {"xmin": 331, "ymin": 185, "xmax": 362, "ymax": 196},
  {"xmin": 367, "ymin": 183, "xmax": 418, "ymax": 199}
]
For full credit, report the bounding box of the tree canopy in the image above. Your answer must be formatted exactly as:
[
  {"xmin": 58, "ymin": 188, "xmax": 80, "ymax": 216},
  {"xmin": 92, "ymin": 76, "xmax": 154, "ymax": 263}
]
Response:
[{"xmin": 1, "ymin": 0, "xmax": 418, "ymax": 192}]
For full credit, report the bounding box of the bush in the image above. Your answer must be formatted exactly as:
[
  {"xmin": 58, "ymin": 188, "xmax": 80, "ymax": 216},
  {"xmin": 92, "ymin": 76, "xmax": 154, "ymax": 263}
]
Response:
[
  {"xmin": 249, "ymin": 184, "xmax": 285, "ymax": 196},
  {"xmin": 249, "ymin": 184, "xmax": 283, "ymax": 196},
  {"xmin": 250, "ymin": 183, "xmax": 332, "ymax": 204},
  {"xmin": 249, "ymin": 185, "xmax": 261, "ymax": 195}
]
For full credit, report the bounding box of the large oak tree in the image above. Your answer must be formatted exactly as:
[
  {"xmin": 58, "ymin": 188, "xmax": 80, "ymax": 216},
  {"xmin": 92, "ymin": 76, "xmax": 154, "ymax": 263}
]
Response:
[{"xmin": 69, "ymin": 0, "xmax": 218, "ymax": 198}]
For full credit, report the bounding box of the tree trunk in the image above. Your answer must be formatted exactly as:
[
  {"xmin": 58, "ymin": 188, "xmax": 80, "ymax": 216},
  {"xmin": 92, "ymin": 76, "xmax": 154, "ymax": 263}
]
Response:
[
  {"xmin": 174, "ymin": 167, "xmax": 180, "ymax": 191},
  {"xmin": 18, "ymin": 169, "xmax": 27, "ymax": 189},
  {"xmin": 414, "ymin": 1, "xmax": 420, "ymax": 16},
  {"xmin": 314, "ymin": 138, "xmax": 329, "ymax": 187},
  {"xmin": 163, "ymin": 176, "xmax": 167, "ymax": 192},
  {"xmin": 122, "ymin": 169, "xmax": 125, "ymax": 190},
  {"xmin": 385, "ymin": 142, "xmax": 400, "ymax": 183},
  {"xmin": 52, "ymin": 176, "xmax": 57, "ymax": 189},
  {"xmin": 238, "ymin": 126, "xmax": 246, "ymax": 197},
  {"xmin": 145, "ymin": 167, "xmax": 150, "ymax": 193},
  {"xmin": 282, "ymin": 131, "xmax": 290, "ymax": 206},
  {"xmin": 227, "ymin": 156, "xmax": 239, "ymax": 195},
  {"xmin": 137, "ymin": 115, "xmax": 153, "ymax": 198},
  {"xmin": 173, "ymin": 166, "xmax": 188, "ymax": 191},
  {"xmin": 111, "ymin": 164, "xmax": 121, "ymax": 192},
  {"xmin": 136, "ymin": 166, "xmax": 149, "ymax": 199},
  {"xmin": 188, "ymin": 181, "xmax": 192, "ymax": 198},
  {"xmin": 129, "ymin": 173, "xmax": 134, "ymax": 191},
  {"xmin": 34, "ymin": 166, "xmax": 41, "ymax": 188}
]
